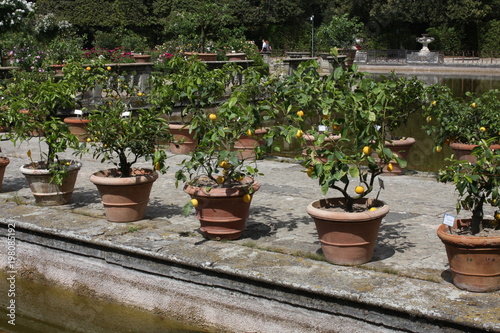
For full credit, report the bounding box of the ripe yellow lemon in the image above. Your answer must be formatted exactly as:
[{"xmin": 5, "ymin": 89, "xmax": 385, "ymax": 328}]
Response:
[
  {"xmin": 296, "ymin": 110, "xmax": 304, "ymax": 118},
  {"xmin": 219, "ymin": 160, "xmax": 230, "ymax": 169},
  {"xmin": 86, "ymin": 66, "xmax": 91, "ymax": 71},
  {"xmin": 471, "ymin": 102, "xmax": 477, "ymax": 108},
  {"xmin": 362, "ymin": 146, "xmax": 372, "ymax": 155},
  {"xmin": 247, "ymin": 129, "xmax": 253, "ymax": 136},
  {"xmin": 479, "ymin": 126, "xmax": 486, "ymax": 132},
  {"xmin": 306, "ymin": 167, "xmax": 314, "ymax": 177},
  {"xmin": 190, "ymin": 198, "xmax": 199, "ymax": 207},
  {"xmin": 243, "ymin": 194, "xmax": 252, "ymax": 203},
  {"xmin": 216, "ymin": 176, "xmax": 225, "ymax": 184},
  {"xmin": 355, "ymin": 186, "xmax": 364, "ymax": 194},
  {"xmin": 106, "ymin": 66, "xmax": 112, "ymax": 71},
  {"xmin": 369, "ymin": 207, "xmax": 378, "ymax": 211},
  {"xmin": 209, "ymin": 113, "xmax": 217, "ymax": 121},
  {"xmin": 296, "ymin": 129, "xmax": 304, "ymax": 138},
  {"xmin": 435, "ymin": 146, "xmax": 443, "ymax": 153},
  {"xmin": 138, "ymin": 92, "xmax": 144, "ymax": 97},
  {"xmin": 86, "ymin": 138, "xmax": 91, "ymax": 142},
  {"xmin": 387, "ymin": 163, "xmax": 394, "ymax": 172},
  {"xmin": 431, "ymin": 100, "xmax": 437, "ymax": 106},
  {"xmin": 494, "ymin": 211, "xmax": 500, "ymax": 221},
  {"xmin": 154, "ymin": 162, "xmax": 161, "ymax": 170},
  {"xmin": 426, "ymin": 116, "xmax": 432, "ymax": 123}
]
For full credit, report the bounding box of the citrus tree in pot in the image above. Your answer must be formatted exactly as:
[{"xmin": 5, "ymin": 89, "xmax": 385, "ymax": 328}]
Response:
[
  {"xmin": 84, "ymin": 71, "xmax": 170, "ymax": 223},
  {"xmin": 1, "ymin": 70, "xmax": 82, "ymax": 205},
  {"xmin": 281, "ymin": 66, "xmax": 397, "ymax": 265},
  {"xmin": 422, "ymin": 86, "xmax": 500, "ymax": 162},
  {"xmin": 148, "ymin": 55, "xmax": 227, "ymax": 154},
  {"xmin": 376, "ymin": 74, "xmax": 426, "ymax": 175},
  {"xmin": 436, "ymin": 138, "xmax": 500, "ymax": 292},
  {"xmin": 175, "ymin": 64, "xmax": 275, "ymax": 240}
]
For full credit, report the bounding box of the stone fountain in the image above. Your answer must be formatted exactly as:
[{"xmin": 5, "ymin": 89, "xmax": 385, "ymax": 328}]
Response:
[{"xmin": 407, "ymin": 34, "xmax": 442, "ymax": 64}]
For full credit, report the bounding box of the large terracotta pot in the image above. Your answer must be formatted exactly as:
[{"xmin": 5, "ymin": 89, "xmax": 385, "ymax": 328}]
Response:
[
  {"xmin": 307, "ymin": 198, "xmax": 389, "ymax": 265},
  {"xmin": 183, "ymin": 178, "xmax": 260, "ymax": 240},
  {"xmin": 0, "ymin": 156, "xmax": 10, "ymax": 192},
  {"xmin": 382, "ymin": 137, "xmax": 416, "ymax": 175},
  {"xmin": 437, "ymin": 222, "xmax": 500, "ymax": 292},
  {"xmin": 20, "ymin": 160, "xmax": 82, "ymax": 205},
  {"xmin": 90, "ymin": 168, "xmax": 158, "ymax": 222},
  {"xmin": 64, "ymin": 117, "xmax": 90, "ymax": 142},
  {"xmin": 169, "ymin": 124, "xmax": 197, "ymax": 155},
  {"xmin": 233, "ymin": 128, "xmax": 267, "ymax": 160},
  {"xmin": 450, "ymin": 142, "xmax": 500, "ymax": 163}
]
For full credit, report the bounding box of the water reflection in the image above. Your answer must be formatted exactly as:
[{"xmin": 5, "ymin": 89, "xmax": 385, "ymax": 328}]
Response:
[{"xmin": 0, "ymin": 272, "xmax": 211, "ymax": 333}]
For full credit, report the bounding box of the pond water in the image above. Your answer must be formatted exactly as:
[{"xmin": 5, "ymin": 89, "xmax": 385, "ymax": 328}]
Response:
[
  {"xmin": 389, "ymin": 74, "xmax": 500, "ymax": 173},
  {"xmin": 0, "ymin": 272, "xmax": 211, "ymax": 333}
]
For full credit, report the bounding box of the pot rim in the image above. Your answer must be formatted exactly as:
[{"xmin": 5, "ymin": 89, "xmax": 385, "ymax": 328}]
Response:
[
  {"xmin": 64, "ymin": 117, "xmax": 90, "ymax": 124},
  {"xmin": 306, "ymin": 197, "xmax": 389, "ymax": 222},
  {"xmin": 20, "ymin": 160, "xmax": 82, "ymax": 175},
  {"xmin": 0, "ymin": 156, "xmax": 10, "ymax": 166},
  {"xmin": 437, "ymin": 222, "xmax": 500, "ymax": 247},
  {"xmin": 385, "ymin": 137, "xmax": 416, "ymax": 146},
  {"xmin": 90, "ymin": 168, "xmax": 158, "ymax": 186},
  {"xmin": 184, "ymin": 177, "xmax": 260, "ymax": 198},
  {"xmin": 450, "ymin": 142, "xmax": 500, "ymax": 150}
]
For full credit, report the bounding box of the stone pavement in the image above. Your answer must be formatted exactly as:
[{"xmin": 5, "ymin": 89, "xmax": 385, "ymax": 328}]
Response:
[{"xmin": 0, "ymin": 138, "xmax": 499, "ymax": 332}]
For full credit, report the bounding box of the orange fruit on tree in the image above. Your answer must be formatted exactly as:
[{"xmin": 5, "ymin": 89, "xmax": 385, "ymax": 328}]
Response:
[
  {"xmin": 355, "ymin": 185, "xmax": 364, "ymax": 194},
  {"xmin": 190, "ymin": 198, "xmax": 199, "ymax": 207},
  {"xmin": 362, "ymin": 146, "xmax": 372, "ymax": 155}
]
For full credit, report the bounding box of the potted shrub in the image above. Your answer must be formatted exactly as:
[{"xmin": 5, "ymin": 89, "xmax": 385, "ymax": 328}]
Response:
[
  {"xmin": 278, "ymin": 65, "xmax": 397, "ymax": 265},
  {"xmin": 423, "ymin": 86, "xmax": 500, "ymax": 162},
  {"xmin": 149, "ymin": 55, "xmax": 227, "ymax": 154},
  {"xmin": 376, "ymin": 74, "xmax": 426, "ymax": 174},
  {"xmin": 84, "ymin": 68, "xmax": 170, "ymax": 222},
  {"xmin": 175, "ymin": 64, "xmax": 275, "ymax": 240},
  {"xmin": 436, "ymin": 138, "xmax": 500, "ymax": 292},
  {"xmin": 1, "ymin": 70, "xmax": 82, "ymax": 205},
  {"xmin": 272, "ymin": 60, "xmax": 341, "ymax": 162}
]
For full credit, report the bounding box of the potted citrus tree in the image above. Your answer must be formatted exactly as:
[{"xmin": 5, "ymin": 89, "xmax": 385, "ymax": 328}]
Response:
[
  {"xmin": 423, "ymin": 86, "xmax": 500, "ymax": 162},
  {"xmin": 148, "ymin": 54, "xmax": 227, "ymax": 154},
  {"xmin": 175, "ymin": 63, "xmax": 275, "ymax": 240},
  {"xmin": 84, "ymin": 67, "xmax": 170, "ymax": 222},
  {"xmin": 279, "ymin": 65, "xmax": 397, "ymax": 265},
  {"xmin": 436, "ymin": 138, "xmax": 500, "ymax": 292},
  {"xmin": 1, "ymin": 70, "xmax": 82, "ymax": 205}
]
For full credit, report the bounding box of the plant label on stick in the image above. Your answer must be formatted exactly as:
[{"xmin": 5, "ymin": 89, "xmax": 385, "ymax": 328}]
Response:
[
  {"xmin": 74, "ymin": 109, "xmax": 83, "ymax": 115},
  {"xmin": 443, "ymin": 213, "xmax": 455, "ymax": 227}
]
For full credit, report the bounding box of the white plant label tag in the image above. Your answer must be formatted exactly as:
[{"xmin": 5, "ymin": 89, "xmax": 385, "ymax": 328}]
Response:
[
  {"xmin": 121, "ymin": 111, "xmax": 131, "ymax": 118},
  {"xmin": 318, "ymin": 125, "xmax": 326, "ymax": 132},
  {"xmin": 443, "ymin": 213, "xmax": 455, "ymax": 227},
  {"xmin": 74, "ymin": 109, "xmax": 83, "ymax": 115}
]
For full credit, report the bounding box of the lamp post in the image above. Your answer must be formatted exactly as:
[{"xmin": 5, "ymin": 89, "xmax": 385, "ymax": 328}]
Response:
[{"xmin": 310, "ymin": 15, "xmax": 314, "ymax": 57}]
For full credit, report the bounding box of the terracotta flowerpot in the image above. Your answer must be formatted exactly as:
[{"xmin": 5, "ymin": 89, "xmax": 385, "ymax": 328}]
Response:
[
  {"xmin": 450, "ymin": 142, "xmax": 500, "ymax": 163},
  {"xmin": 90, "ymin": 168, "xmax": 158, "ymax": 222},
  {"xmin": 184, "ymin": 178, "xmax": 260, "ymax": 240},
  {"xmin": 0, "ymin": 156, "xmax": 10, "ymax": 192},
  {"xmin": 307, "ymin": 198, "xmax": 389, "ymax": 265},
  {"xmin": 64, "ymin": 117, "xmax": 90, "ymax": 142},
  {"xmin": 183, "ymin": 52, "xmax": 217, "ymax": 61},
  {"xmin": 226, "ymin": 53, "xmax": 246, "ymax": 61},
  {"xmin": 50, "ymin": 64, "xmax": 65, "ymax": 75},
  {"xmin": 234, "ymin": 128, "xmax": 267, "ymax": 160},
  {"xmin": 302, "ymin": 133, "xmax": 341, "ymax": 163},
  {"xmin": 169, "ymin": 124, "xmax": 197, "ymax": 154},
  {"xmin": 20, "ymin": 161, "xmax": 82, "ymax": 205},
  {"xmin": 133, "ymin": 54, "xmax": 152, "ymax": 63},
  {"xmin": 437, "ymin": 222, "xmax": 500, "ymax": 292},
  {"xmin": 382, "ymin": 137, "xmax": 416, "ymax": 175}
]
